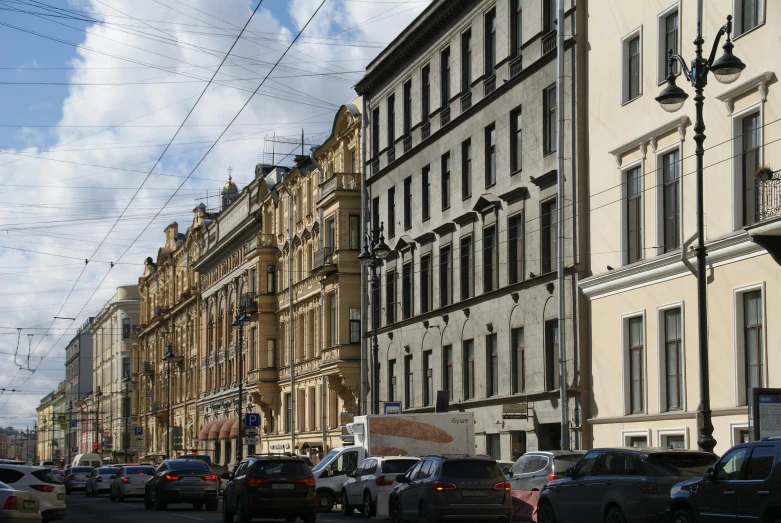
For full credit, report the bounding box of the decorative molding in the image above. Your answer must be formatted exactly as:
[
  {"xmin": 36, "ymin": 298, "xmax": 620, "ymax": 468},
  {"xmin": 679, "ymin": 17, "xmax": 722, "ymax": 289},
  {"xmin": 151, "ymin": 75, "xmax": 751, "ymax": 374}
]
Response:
[
  {"xmin": 716, "ymin": 71, "xmax": 777, "ymax": 115},
  {"xmin": 608, "ymin": 116, "xmax": 691, "ymax": 167},
  {"xmin": 530, "ymin": 169, "xmax": 558, "ymax": 187}
]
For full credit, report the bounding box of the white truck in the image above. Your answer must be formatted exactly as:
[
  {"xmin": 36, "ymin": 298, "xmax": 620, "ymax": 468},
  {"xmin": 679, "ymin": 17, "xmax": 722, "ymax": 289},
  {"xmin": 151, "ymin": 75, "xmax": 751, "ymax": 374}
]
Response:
[{"xmin": 311, "ymin": 412, "xmax": 475, "ymax": 512}]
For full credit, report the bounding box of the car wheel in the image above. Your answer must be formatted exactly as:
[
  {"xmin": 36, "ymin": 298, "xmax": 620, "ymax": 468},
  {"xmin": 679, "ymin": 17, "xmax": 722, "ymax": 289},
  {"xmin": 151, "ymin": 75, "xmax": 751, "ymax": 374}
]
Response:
[
  {"xmin": 118, "ymin": 492, "xmax": 125, "ymax": 503},
  {"xmin": 237, "ymin": 499, "xmax": 251, "ymax": 523},
  {"xmin": 154, "ymin": 497, "xmax": 167, "ymax": 512},
  {"xmin": 537, "ymin": 501, "xmax": 556, "ymax": 523},
  {"xmin": 363, "ymin": 492, "xmax": 375, "ymax": 518},
  {"xmin": 341, "ymin": 491, "xmax": 353, "ymax": 516},
  {"xmin": 222, "ymin": 496, "xmax": 235, "ymax": 523},
  {"xmin": 206, "ymin": 499, "xmax": 219, "ymax": 512},
  {"xmin": 418, "ymin": 502, "xmax": 428, "ymax": 523},
  {"xmin": 390, "ymin": 500, "xmax": 404, "ymax": 523},
  {"xmin": 193, "ymin": 502, "xmax": 203, "ymax": 511},
  {"xmin": 93, "ymin": 489, "xmax": 100, "ymax": 498},
  {"xmin": 317, "ymin": 491, "xmax": 335, "ymax": 513},
  {"xmin": 671, "ymin": 508, "xmax": 694, "ymax": 523},
  {"xmin": 143, "ymin": 494, "xmax": 153, "ymax": 510},
  {"xmin": 606, "ymin": 507, "xmax": 627, "ymax": 523},
  {"xmin": 110, "ymin": 490, "xmax": 116, "ymax": 502}
]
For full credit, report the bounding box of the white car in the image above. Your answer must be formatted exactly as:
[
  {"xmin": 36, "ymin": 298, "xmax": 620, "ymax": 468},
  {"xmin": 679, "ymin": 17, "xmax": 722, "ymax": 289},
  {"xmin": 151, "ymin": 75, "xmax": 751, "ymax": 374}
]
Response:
[
  {"xmin": 108, "ymin": 466, "xmax": 155, "ymax": 502},
  {"xmin": 341, "ymin": 456, "xmax": 420, "ymax": 518},
  {"xmin": 0, "ymin": 466, "xmax": 65, "ymax": 522},
  {"xmin": 0, "ymin": 480, "xmax": 41, "ymax": 523},
  {"xmin": 85, "ymin": 467, "xmax": 119, "ymax": 497}
]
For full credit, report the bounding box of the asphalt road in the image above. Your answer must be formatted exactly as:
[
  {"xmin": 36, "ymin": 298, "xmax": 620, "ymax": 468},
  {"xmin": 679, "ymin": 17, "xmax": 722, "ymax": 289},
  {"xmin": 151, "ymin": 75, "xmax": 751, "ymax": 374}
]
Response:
[{"xmin": 63, "ymin": 493, "xmax": 359, "ymax": 523}]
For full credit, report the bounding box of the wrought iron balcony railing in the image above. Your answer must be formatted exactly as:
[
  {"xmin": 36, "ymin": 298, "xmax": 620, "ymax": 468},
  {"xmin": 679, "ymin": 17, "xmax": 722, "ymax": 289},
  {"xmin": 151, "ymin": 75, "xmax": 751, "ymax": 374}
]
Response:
[
  {"xmin": 756, "ymin": 174, "xmax": 781, "ymax": 222},
  {"xmin": 510, "ymin": 56, "xmax": 523, "ymax": 78},
  {"xmin": 542, "ymin": 32, "xmax": 557, "ymax": 56},
  {"xmin": 461, "ymin": 91, "xmax": 472, "ymax": 111},
  {"xmin": 313, "ymin": 247, "xmax": 335, "ymax": 270},
  {"xmin": 319, "ymin": 172, "xmax": 359, "ymax": 200}
]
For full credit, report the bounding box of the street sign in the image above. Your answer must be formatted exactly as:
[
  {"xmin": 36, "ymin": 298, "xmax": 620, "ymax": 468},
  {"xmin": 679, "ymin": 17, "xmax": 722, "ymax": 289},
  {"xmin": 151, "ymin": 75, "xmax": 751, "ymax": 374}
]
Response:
[
  {"xmin": 134, "ymin": 426, "xmax": 143, "ymax": 436},
  {"xmin": 172, "ymin": 426, "xmax": 183, "ymax": 451},
  {"xmin": 502, "ymin": 402, "xmax": 529, "ymax": 420},
  {"xmin": 245, "ymin": 413, "xmax": 260, "ymax": 427},
  {"xmin": 71, "ymin": 446, "xmax": 78, "ymax": 453},
  {"xmin": 245, "ymin": 428, "xmax": 259, "ymax": 437},
  {"xmin": 243, "ymin": 437, "xmax": 258, "ymax": 445},
  {"xmin": 384, "ymin": 402, "xmax": 401, "ymax": 415},
  {"xmin": 146, "ymin": 391, "xmax": 153, "ymax": 397}
]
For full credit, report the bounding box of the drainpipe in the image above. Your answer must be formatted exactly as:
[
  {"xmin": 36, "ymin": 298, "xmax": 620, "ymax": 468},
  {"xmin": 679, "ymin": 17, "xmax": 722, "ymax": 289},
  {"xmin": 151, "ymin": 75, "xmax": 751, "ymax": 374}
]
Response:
[
  {"xmin": 321, "ymin": 375, "xmax": 327, "ymax": 454},
  {"xmin": 279, "ymin": 177, "xmax": 295, "ymax": 454},
  {"xmin": 360, "ymin": 96, "xmax": 368, "ymax": 416}
]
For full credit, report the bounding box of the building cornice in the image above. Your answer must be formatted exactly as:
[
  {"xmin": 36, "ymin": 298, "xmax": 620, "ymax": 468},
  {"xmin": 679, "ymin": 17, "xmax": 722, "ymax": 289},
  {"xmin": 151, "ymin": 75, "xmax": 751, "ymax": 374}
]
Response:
[
  {"xmin": 608, "ymin": 116, "xmax": 691, "ymax": 167},
  {"xmin": 715, "ymin": 71, "xmax": 776, "ymax": 115}
]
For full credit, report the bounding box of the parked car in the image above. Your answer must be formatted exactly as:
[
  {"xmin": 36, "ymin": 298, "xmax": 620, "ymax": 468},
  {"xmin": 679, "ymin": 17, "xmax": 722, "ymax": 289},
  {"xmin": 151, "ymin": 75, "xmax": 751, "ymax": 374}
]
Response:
[
  {"xmin": 177, "ymin": 456, "xmax": 212, "ymax": 468},
  {"xmin": 389, "ymin": 455, "xmax": 512, "ymax": 523},
  {"xmin": 143, "ymin": 459, "xmax": 219, "ymax": 512},
  {"xmin": 109, "ymin": 466, "xmax": 155, "ymax": 502},
  {"xmin": 36, "ymin": 463, "xmax": 55, "ymax": 470},
  {"xmin": 342, "ymin": 456, "xmax": 419, "ymax": 517},
  {"xmin": 537, "ymin": 448, "xmax": 716, "ymax": 523},
  {"xmin": 49, "ymin": 471, "xmax": 64, "ymax": 484},
  {"xmin": 0, "ymin": 465, "xmax": 66, "ymax": 523},
  {"xmin": 0, "ymin": 461, "xmax": 26, "ymax": 466},
  {"xmin": 70, "ymin": 454, "xmax": 101, "ymax": 468},
  {"xmin": 63, "ymin": 467, "xmax": 93, "ymax": 494},
  {"xmin": 0, "ymin": 480, "xmax": 41, "ymax": 523},
  {"xmin": 508, "ymin": 451, "xmax": 587, "ymax": 491},
  {"xmin": 668, "ymin": 439, "xmax": 781, "ymax": 523},
  {"xmin": 85, "ymin": 467, "xmax": 119, "ymax": 497},
  {"xmin": 221, "ymin": 455, "xmax": 316, "ymax": 523}
]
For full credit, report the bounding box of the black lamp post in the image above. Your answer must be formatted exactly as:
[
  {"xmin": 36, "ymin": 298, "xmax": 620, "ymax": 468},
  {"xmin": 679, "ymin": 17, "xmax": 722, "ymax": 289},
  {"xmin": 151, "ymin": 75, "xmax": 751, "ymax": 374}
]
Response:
[
  {"xmin": 94, "ymin": 387, "xmax": 102, "ymax": 454},
  {"xmin": 655, "ymin": 14, "xmax": 745, "ymax": 453},
  {"xmin": 122, "ymin": 372, "xmax": 131, "ymax": 463},
  {"xmin": 232, "ymin": 294, "xmax": 256, "ymax": 463},
  {"xmin": 358, "ymin": 223, "xmax": 391, "ymax": 415},
  {"xmin": 162, "ymin": 344, "xmax": 175, "ymax": 459}
]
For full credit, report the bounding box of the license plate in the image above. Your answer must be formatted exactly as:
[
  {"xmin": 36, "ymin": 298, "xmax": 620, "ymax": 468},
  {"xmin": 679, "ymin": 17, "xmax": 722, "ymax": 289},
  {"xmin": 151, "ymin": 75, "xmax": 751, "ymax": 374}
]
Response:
[
  {"xmin": 23, "ymin": 500, "xmax": 35, "ymax": 510},
  {"xmin": 57, "ymin": 493, "xmax": 65, "ymax": 500},
  {"xmin": 272, "ymin": 484, "xmax": 294, "ymax": 490},
  {"xmin": 462, "ymin": 490, "xmax": 487, "ymax": 497}
]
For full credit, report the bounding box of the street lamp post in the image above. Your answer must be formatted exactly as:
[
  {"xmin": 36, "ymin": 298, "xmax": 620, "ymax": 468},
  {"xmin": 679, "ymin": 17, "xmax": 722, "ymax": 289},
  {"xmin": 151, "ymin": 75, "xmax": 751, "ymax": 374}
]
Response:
[
  {"xmin": 358, "ymin": 223, "xmax": 391, "ymax": 415},
  {"xmin": 94, "ymin": 388, "xmax": 102, "ymax": 455},
  {"xmin": 162, "ymin": 344, "xmax": 175, "ymax": 459},
  {"xmin": 655, "ymin": 10, "xmax": 745, "ymax": 453},
  {"xmin": 122, "ymin": 372, "xmax": 131, "ymax": 464},
  {"xmin": 232, "ymin": 294, "xmax": 256, "ymax": 463},
  {"xmin": 67, "ymin": 401, "xmax": 73, "ymax": 465}
]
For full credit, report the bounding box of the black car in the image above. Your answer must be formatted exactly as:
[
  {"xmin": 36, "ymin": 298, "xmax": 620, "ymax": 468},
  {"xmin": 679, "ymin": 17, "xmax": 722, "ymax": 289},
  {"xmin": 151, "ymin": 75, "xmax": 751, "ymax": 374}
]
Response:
[
  {"xmin": 537, "ymin": 448, "xmax": 716, "ymax": 523},
  {"xmin": 143, "ymin": 459, "xmax": 219, "ymax": 511},
  {"xmin": 668, "ymin": 439, "xmax": 781, "ymax": 523},
  {"xmin": 221, "ymin": 455, "xmax": 316, "ymax": 523},
  {"xmin": 389, "ymin": 454, "xmax": 512, "ymax": 523}
]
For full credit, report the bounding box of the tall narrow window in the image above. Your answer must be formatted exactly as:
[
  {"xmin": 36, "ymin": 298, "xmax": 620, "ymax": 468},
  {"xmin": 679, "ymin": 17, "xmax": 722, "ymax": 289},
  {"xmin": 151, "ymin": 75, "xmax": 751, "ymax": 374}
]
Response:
[
  {"xmin": 627, "ymin": 36, "xmax": 641, "ymax": 101},
  {"xmin": 460, "ymin": 140, "xmax": 473, "ymax": 201},
  {"xmin": 439, "ymin": 245, "xmax": 452, "ymax": 307},
  {"xmin": 626, "ymin": 166, "xmax": 643, "ymax": 263},
  {"xmin": 665, "ymin": 10, "xmax": 679, "ymax": 75},
  {"xmin": 628, "ymin": 316, "xmax": 645, "ymax": 413},
  {"xmin": 403, "ymin": 176, "xmax": 412, "ymax": 230},
  {"xmin": 372, "ymin": 106, "xmax": 380, "ymax": 157},
  {"xmin": 372, "ymin": 196, "xmax": 380, "ymax": 243},
  {"xmin": 460, "ymin": 236, "xmax": 473, "ymax": 300},
  {"xmin": 485, "ymin": 9, "xmax": 496, "ymax": 77},
  {"xmin": 664, "ymin": 308, "xmax": 683, "ymax": 411},
  {"xmin": 441, "ymin": 152, "xmax": 451, "ymax": 210},
  {"xmin": 421, "ymin": 65, "xmax": 430, "ymax": 123},
  {"xmin": 402, "ymin": 262, "xmax": 413, "ymax": 320},
  {"xmin": 386, "ymin": 270, "xmax": 396, "ymax": 325},
  {"xmin": 329, "ymin": 294, "xmax": 337, "ymax": 347},
  {"xmin": 420, "ymin": 255, "xmax": 432, "ymax": 314},
  {"xmin": 387, "ymin": 94, "xmax": 396, "ymax": 146},
  {"xmin": 487, "ymin": 334, "xmax": 498, "ymax": 397},
  {"xmin": 461, "ymin": 30, "xmax": 472, "ymax": 93},
  {"xmin": 739, "ymin": 0, "xmax": 762, "ymax": 35},
  {"xmin": 404, "ymin": 355, "xmax": 414, "ymax": 409},
  {"xmin": 545, "ymin": 320, "xmax": 559, "ymax": 391},
  {"xmin": 543, "ymin": 0, "xmax": 556, "ymax": 33},
  {"xmin": 349, "ymin": 148, "xmax": 357, "ymax": 174},
  {"xmin": 443, "ymin": 345, "xmax": 453, "ymax": 400},
  {"xmin": 388, "ymin": 359, "xmax": 397, "ymax": 402},
  {"xmin": 544, "ymin": 86, "xmax": 557, "ymax": 154},
  {"xmin": 511, "ymin": 108, "xmax": 523, "ymax": 173},
  {"xmin": 541, "ymin": 199, "xmax": 558, "ymax": 273},
  {"xmin": 512, "ymin": 328, "xmax": 525, "ymax": 393},
  {"xmin": 325, "ymin": 217, "xmax": 335, "ymax": 250},
  {"xmin": 463, "ymin": 339, "xmax": 475, "ymax": 400},
  {"xmin": 662, "ymin": 150, "xmax": 681, "ymax": 251},
  {"xmin": 511, "ymin": 0, "xmax": 522, "ymax": 58},
  {"xmin": 422, "ymin": 165, "xmax": 431, "ymax": 221},
  {"xmin": 744, "ymin": 290, "xmax": 764, "ymax": 392},
  {"xmin": 742, "ymin": 112, "xmax": 760, "ymax": 226},
  {"xmin": 423, "ymin": 351, "xmax": 433, "ymax": 406},
  {"xmin": 485, "ymin": 124, "xmax": 496, "ymax": 187},
  {"xmin": 508, "ymin": 214, "xmax": 524, "ymax": 284},
  {"xmin": 403, "ymin": 80, "xmax": 412, "ymax": 136},
  {"xmin": 441, "ymin": 48, "xmax": 451, "ymax": 108},
  {"xmin": 483, "ymin": 225, "xmax": 497, "ymax": 293},
  {"xmin": 387, "ymin": 186, "xmax": 396, "ymax": 238},
  {"xmin": 349, "ymin": 215, "xmax": 360, "ymax": 250}
]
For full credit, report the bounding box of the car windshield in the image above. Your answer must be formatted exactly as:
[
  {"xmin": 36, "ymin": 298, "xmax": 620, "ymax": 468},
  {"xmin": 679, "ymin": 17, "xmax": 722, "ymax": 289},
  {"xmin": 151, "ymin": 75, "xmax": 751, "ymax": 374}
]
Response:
[
  {"xmin": 312, "ymin": 450, "xmax": 340, "ymax": 473},
  {"xmin": 250, "ymin": 460, "xmax": 310, "ymax": 477},
  {"xmin": 72, "ymin": 467, "xmax": 93, "ymax": 473},
  {"xmin": 32, "ymin": 469, "xmax": 60, "ymax": 484},
  {"xmin": 554, "ymin": 455, "xmax": 585, "ymax": 470},
  {"xmin": 381, "ymin": 460, "xmax": 419, "ymax": 474},
  {"xmin": 125, "ymin": 467, "xmax": 155, "ymax": 475},
  {"xmin": 168, "ymin": 460, "xmax": 210, "ymax": 471},
  {"xmin": 443, "ymin": 461, "xmax": 501, "ymax": 479},
  {"xmin": 646, "ymin": 453, "xmax": 716, "ymax": 478},
  {"xmin": 98, "ymin": 468, "xmax": 119, "ymax": 475}
]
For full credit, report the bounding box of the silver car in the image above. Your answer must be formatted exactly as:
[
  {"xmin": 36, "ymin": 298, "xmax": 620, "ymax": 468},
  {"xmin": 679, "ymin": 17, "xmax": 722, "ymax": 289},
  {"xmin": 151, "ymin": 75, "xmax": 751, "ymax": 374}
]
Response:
[
  {"xmin": 341, "ymin": 456, "xmax": 419, "ymax": 517},
  {"xmin": 0, "ymin": 480, "xmax": 41, "ymax": 523},
  {"xmin": 109, "ymin": 466, "xmax": 155, "ymax": 502},
  {"xmin": 63, "ymin": 467, "xmax": 93, "ymax": 494},
  {"xmin": 508, "ymin": 451, "xmax": 586, "ymax": 491},
  {"xmin": 85, "ymin": 467, "xmax": 119, "ymax": 497}
]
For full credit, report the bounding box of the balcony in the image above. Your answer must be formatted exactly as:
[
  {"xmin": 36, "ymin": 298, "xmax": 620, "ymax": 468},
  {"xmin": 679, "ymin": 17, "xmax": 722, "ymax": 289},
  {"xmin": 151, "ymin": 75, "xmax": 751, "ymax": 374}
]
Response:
[
  {"xmin": 461, "ymin": 91, "xmax": 472, "ymax": 112},
  {"xmin": 746, "ymin": 171, "xmax": 781, "ymax": 266},
  {"xmin": 387, "ymin": 147, "xmax": 396, "ymax": 164},
  {"xmin": 370, "ymin": 158, "xmax": 379, "ymax": 176},
  {"xmin": 421, "ymin": 122, "xmax": 430, "ymax": 140},
  {"xmin": 257, "ymin": 233, "xmax": 276, "ymax": 248},
  {"xmin": 312, "ymin": 247, "xmax": 335, "ymax": 273},
  {"xmin": 542, "ymin": 31, "xmax": 557, "ymax": 56},
  {"xmin": 756, "ymin": 174, "xmax": 781, "ymax": 222},
  {"xmin": 484, "ymin": 76, "xmax": 496, "ymax": 96},
  {"xmin": 403, "ymin": 136, "xmax": 412, "ymax": 153},
  {"xmin": 139, "ymin": 361, "xmax": 154, "ymax": 376},
  {"xmin": 510, "ymin": 56, "xmax": 523, "ymax": 78},
  {"xmin": 279, "ymin": 358, "xmax": 321, "ymax": 380},
  {"xmin": 441, "ymin": 107, "xmax": 451, "ymax": 126},
  {"xmin": 319, "ymin": 172, "xmax": 359, "ymax": 201}
]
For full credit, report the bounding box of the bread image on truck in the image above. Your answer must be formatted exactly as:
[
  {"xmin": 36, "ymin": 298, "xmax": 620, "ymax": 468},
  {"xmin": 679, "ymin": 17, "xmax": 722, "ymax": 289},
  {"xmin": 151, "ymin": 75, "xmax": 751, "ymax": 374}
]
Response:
[{"xmin": 352, "ymin": 413, "xmax": 475, "ymax": 457}]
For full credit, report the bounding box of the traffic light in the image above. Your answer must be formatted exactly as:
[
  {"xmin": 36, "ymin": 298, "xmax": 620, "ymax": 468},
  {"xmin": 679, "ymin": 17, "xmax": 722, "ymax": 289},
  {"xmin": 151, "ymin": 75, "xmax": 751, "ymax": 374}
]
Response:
[{"xmin": 93, "ymin": 442, "xmax": 98, "ymax": 451}]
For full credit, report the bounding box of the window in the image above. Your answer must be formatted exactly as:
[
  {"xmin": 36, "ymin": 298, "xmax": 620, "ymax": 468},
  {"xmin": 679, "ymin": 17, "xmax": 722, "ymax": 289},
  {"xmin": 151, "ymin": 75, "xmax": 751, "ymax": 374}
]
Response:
[
  {"xmin": 714, "ymin": 447, "xmax": 748, "ymax": 481},
  {"xmin": 423, "ymin": 351, "xmax": 433, "ymax": 406},
  {"xmin": 487, "ymin": 334, "xmax": 498, "ymax": 397},
  {"xmin": 485, "ymin": 124, "xmax": 496, "ymax": 187},
  {"xmin": 628, "ymin": 436, "xmax": 648, "ymax": 448},
  {"xmin": 349, "ymin": 148, "xmax": 357, "ymax": 174},
  {"xmin": 745, "ymin": 446, "xmax": 775, "ymax": 480},
  {"xmin": 485, "ymin": 9, "xmax": 496, "ymax": 76},
  {"xmin": 742, "ymin": 112, "xmax": 761, "ymax": 225},
  {"xmin": 511, "ymin": 108, "xmax": 523, "ymax": 173},
  {"xmin": 544, "ymin": 86, "xmax": 557, "ymax": 154},
  {"xmin": 661, "ymin": 434, "xmax": 686, "ymax": 449},
  {"xmin": 403, "ymin": 80, "xmax": 412, "ymax": 136},
  {"xmin": 386, "ymin": 270, "xmax": 396, "ymax": 325},
  {"xmin": 388, "ymin": 359, "xmax": 397, "ymax": 402},
  {"xmin": 284, "ymin": 393, "xmax": 292, "ymax": 433},
  {"xmin": 372, "ymin": 106, "xmax": 380, "ymax": 157},
  {"xmin": 422, "ymin": 165, "xmax": 430, "ymax": 221},
  {"xmin": 541, "ymin": 199, "xmax": 557, "ymax": 273},
  {"xmin": 626, "ymin": 166, "xmax": 643, "ymax": 263},
  {"xmin": 266, "ymin": 339, "xmax": 276, "ymax": 367},
  {"xmin": 387, "ymin": 94, "xmax": 396, "ymax": 146},
  {"xmin": 658, "ymin": 8, "xmax": 679, "ymax": 82},
  {"xmin": 463, "ymin": 339, "xmax": 475, "ymax": 400},
  {"xmin": 404, "ymin": 355, "xmax": 414, "ymax": 409},
  {"xmin": 545, "ymin": 319, "xmax": 559, "ymax": 391},
  {"xmin": 421, "ymin": 64, "xmax": 430, "ymax": 123},
  {"xmin": 329, "ymin": 294, "xmax": 337, "ymax": 347},
  {"xmin": 461, "ymin": 30, "xmax": 472, "ymax": 93},
  {"xmin": 511, "ymin": 0, "xmax": 522, "ymax": 58},
  {"xmin": 420, "ymin": 255, "xmax": 432, "ymax": 314},
  {"xmin": 512, "ymin": 328, "xmax": 525, "ymax": 393},
  {"xmin": 662, "ymin": 150, "xmax": 681, "ymax": 251},
  {"xmin": 440, "ymin": 48, "xmax": 451, "ymax": 108},
  {"xmin": 663, "ymin": 308, "xmax": 683, "ymax": 411},
  {"xmin": 483, "ymin": 225, "xmax": 497, "ymax": 293},
  {"xmin": 325, "ymin": 217, "xmax": 335, "ymax": 250},
  {"xmin": 439, "ymin": 245, "xmax": 452, "ymax": 307},
  {"xmin": 349, "ymin": 308, "xmax": 360, "ymax": 344},
  {"xmin": 122, "ymin": 317, "xmax": 132, "ymax": 339},
  {"xmin": 462, "ymin": 139, "xmax": 472, "ymax": 199},
  {"xmin": 623, "ymin": 32, "xmax": 642, "ymax": 103},
  {"xmin": 735, "ymin": 0, "xmax": 764, "ymax": 36},
  {"xmin": 403, "ymin": 176, "xmax": 412, "ymax": 230},
  {"xmin": 628, "ymin": 316, "xmax": 645, "ymax": 413},
  {"xmin": 402, "ymin": 262, "xmax": 413, "ymax": 320},
  {"xmin": 744, "ymin": 290, "xmax": 764, "ymax": 392},
  {"xmin": 460, "ymin": 236, "xmax": 473, "ymax": 300},
  {"xmin": 443, "ymin": 345, "xmax": 453, "ymax": 400},
  {"xmin": 441, "ymin": 152, "xmax": 451, "ymax": 210},
  {"xmin": 349, "ymin": 215, "xmax": 360, "ymax": 250},
  {"xmin": 372, "ymin": 196, "xmax": 380, "ymax": 243},
  {"xmin": 486, "ymin": 434, "xmax": 501, "ymax": 460},
  {"xmin": 543, "ymin": 0, "xmax": 556, "ymax": 33},
  {"xmin": 387, "ymin": 186, "xmax": 396, "ymax": 238},
  {"xmin": 508, "ymin": 214, "xmax": 524, "ymax": 284}
]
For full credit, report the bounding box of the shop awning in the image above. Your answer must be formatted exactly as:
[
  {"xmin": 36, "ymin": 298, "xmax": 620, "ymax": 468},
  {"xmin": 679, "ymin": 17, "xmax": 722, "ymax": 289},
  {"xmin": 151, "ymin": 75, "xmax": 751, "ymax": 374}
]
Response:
[
  {"xmin": 229, "ymin": 418, "xmax": 244, "ymax": 438},
  {"xmin": 199, "ymin": 420, "xmax": 218, "ymax": 441},
  {"xmin": 208, "ymin": 418, "xmax": 232, "ymax": 440},
  {"xmin": 219, "ymin": 417, "xmax": 237, "ymax": 439}
]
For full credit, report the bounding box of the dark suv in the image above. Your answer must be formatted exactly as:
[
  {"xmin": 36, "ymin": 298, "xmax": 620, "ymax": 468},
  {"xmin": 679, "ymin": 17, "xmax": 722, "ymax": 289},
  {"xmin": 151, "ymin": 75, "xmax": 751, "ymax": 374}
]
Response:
[
  {"xmin": 537, "ymin": 448, "xmax": 716, "ymax": 523},
  {"xmin": 669, "ymin": 439, "xmax": 781, "ymax": 523},
  {"xmin": 389, "ymin": 454, "xmax": 512, "ymax": 523},
  {"xmin": 221, "ymin": 455, "xmax": 316, "ymax": 523}
]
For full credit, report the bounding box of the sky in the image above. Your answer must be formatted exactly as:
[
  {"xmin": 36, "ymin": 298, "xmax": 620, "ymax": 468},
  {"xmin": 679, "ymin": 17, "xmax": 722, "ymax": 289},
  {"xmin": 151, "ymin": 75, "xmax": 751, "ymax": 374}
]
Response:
[{"xmin": 0, "ymin": 0, "xmax": 432, "ymax": 430}]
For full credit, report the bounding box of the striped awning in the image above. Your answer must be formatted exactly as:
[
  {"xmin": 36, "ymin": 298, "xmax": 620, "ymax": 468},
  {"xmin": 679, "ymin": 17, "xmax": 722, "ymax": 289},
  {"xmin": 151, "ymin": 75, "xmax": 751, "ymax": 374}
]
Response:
[{"xmin": 210, "ymin": 418, "xmax": 232, "ymax": 440}]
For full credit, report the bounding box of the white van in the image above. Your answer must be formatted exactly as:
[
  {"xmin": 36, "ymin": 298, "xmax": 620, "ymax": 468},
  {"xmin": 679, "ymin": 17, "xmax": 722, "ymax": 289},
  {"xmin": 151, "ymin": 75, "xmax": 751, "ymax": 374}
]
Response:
[{"xmin": 71, "ymin": 454, "xmax": 102, "ymax": 468}]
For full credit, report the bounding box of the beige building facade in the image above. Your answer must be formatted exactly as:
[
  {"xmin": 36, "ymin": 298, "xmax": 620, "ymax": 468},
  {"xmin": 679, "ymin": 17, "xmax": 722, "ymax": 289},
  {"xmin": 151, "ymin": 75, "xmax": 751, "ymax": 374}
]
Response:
[
  {"xmin": 582, "ymin": 0, "xmax": 780, "ymax": 454},
  {"xmin": 36, "ymin": 393, "xmax": 54, "ymax": 463}
]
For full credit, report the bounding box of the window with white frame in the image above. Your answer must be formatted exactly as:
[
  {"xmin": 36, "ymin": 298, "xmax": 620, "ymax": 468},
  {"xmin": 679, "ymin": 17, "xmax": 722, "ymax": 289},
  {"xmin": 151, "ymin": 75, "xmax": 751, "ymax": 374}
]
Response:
[
  {"xmin": 734, "ymin": 284, "xmax": 765, "ymax": 406},
  {"xmin": 622, "ymin": 28, "xmax": 642, "ymax": 103},
  {"xmin": 657, "ymin": 5, "xmax": 680, "ymax": 83},
  {"xmin": 622, "ymin": 430, "xmax": 650, "ymax": 447},
  {"xmin": 661, "ymin": 148, "xmax": 681, "ymax": 251},
  {"xmin": 659, "ymin": 305, "xmax": 684, "ymax": 412},
  {"xmin": 733, "ymin": 0, "xmax": 765, "ymax": 37},
  {"xmin": 659, "ymin": 429, "xmax": 687, "ymax": 449},
  {"xmin": 625, "ymin": 165, "xmax": 643, "ymax": 264},
  {"xmin": 742, "ymin": 111, "xmax": 761, "ymax": 226},
  {"xmin": 623, "ymin": 313, "xmax": 646, "ymax": 414}
]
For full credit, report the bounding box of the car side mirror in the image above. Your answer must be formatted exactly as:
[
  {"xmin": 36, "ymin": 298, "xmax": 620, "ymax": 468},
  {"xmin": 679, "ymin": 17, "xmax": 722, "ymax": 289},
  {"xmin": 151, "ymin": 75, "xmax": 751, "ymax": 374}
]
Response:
[
  {"xmin": 220, "ymin": 472, "xmax": 231, "ymax": 480},
  {"xmin": 703, "ymin": 466, "xmax": 715, "ymax": 480},
  {"xmin": 395, "ymin": 475, "xmax": 407, "ymax": 484}
]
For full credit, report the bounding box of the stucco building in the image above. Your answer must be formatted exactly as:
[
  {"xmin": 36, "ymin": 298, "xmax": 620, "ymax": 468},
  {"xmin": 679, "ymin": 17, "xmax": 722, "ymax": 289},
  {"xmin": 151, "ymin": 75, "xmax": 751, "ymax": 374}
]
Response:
[
  {"xmin": 36, "ymin": 393, "xmax": 54, "ymax": 463},
  {"xmin": 64, "ymin": 318, "xmax": 93, "ymax": 460},
  {"xmin": 581, "ymin": 0, "xmax": 780, "ymax": 453}
]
